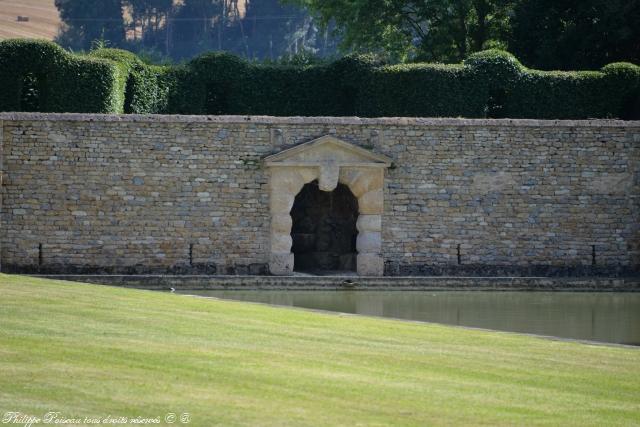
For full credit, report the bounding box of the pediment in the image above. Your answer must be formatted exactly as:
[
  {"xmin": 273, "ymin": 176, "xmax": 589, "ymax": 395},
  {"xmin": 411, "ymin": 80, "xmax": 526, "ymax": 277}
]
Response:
[{"xmin": 264, "ymin": 135, "xmax": 392, "ymax": 167}]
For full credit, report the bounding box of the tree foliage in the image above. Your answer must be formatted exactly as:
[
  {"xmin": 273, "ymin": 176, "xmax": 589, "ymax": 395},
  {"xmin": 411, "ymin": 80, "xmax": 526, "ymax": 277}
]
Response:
[
  {"xmin": 243, "ymin": 0, "xmax": 338, "ymax": 61},
  {"xmin": 510, "ymin": 0, "xmax": 640, "ymax": 70},
  {"xmin": 51, "ymin": 0, "xmax": 640, "ymax": 69},
  {"xmin": 288, "ymin": 0, "xmax": 514, "ymax": 62},
  {"xmin": 55, "ymin": 0, "xmax": 126, "ymax": 50},
  {"xmin": 54, "ymin": 0, "xmax": 339, "ymax": 61},
  {"xmin": 290, "ymin": 0, "xmax": 640, "ymax": 69}
]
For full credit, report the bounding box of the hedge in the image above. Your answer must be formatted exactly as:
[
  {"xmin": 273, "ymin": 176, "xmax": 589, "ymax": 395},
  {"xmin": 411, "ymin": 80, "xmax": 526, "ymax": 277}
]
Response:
[
  {"xmin": 1, "ymin": 40, "xmax": 639, "ymax": 119},
  {"xmin": 0, "ymin": 39, "xmax": 126, "ymax": 113},
  {"xmin": 88, "ymin": 48, "xmax": 177, "ymax": 114},
  {"xmin": 362, "ymin": 64, "xmax": 486, "ymax": 117}
]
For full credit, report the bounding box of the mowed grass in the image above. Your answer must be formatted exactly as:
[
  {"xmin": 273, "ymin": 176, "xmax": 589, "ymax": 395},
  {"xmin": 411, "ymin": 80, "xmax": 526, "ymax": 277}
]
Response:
[{"xmin": 0, "ymin": 274, "xmax": 639, "ymax": 426}]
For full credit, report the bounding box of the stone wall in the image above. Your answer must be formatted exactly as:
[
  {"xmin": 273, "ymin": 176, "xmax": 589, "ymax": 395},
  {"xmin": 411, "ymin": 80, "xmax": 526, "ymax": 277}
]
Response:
[{"xmin": 1, "ymin": 113, "xmax": 639, "ymax": 276}]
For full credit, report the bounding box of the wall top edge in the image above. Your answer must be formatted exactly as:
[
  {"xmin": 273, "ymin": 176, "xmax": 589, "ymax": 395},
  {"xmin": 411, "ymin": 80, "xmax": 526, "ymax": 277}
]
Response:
[{"xmin": 0, "ymin": 112, "xmax": 639, "ymax": 128}]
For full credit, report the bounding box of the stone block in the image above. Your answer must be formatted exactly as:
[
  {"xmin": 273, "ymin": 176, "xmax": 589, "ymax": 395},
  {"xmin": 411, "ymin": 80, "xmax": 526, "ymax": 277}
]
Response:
[
  {"xmin": 358, "ymin": 189, "xmax": 384, "ymax": 214},
  {"xmin": 356, "ymin": 214, "xmax": 382, "ymax": 232},
  {"xmin": 357, "ymin": 253, "xmax": 384, "ymax": 276},
  {"xmin": 269, "ymin": 168, "xmax": 305, "ymax": 194},
  {"xmin": 349, "ymin": 169, "xmax": 384, "ymax": 197},
  {"xmin": 269, "ymin": 253, "xmax": 294, "ymax": 276},
  {"xmin": 270, "ymin": 233, "xmax": 292, "ymax": 253},
  {"xmin": 271, "ymin": 214, "xmax": 292, "ymax": 233},
  {"xmin": 269, "ymin": 192, "xmax": 295, "ymax": 214},
  {"xmin": 318, "ymin": 164, "xmax": 339, "ymax": 191},
  {"xmin": 356, "ymin": 232, "xmax": 382, "ymax": 253}
]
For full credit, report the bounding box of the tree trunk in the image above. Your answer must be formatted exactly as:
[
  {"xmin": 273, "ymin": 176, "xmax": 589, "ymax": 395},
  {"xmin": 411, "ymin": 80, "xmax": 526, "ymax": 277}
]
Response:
[
  {"xmin": 472, "ymin": 0, "xmax": 489, "ymax": 52},
  {"xmin": 455, "ymin": 7, "xmax": 468, "ymax": 59}
]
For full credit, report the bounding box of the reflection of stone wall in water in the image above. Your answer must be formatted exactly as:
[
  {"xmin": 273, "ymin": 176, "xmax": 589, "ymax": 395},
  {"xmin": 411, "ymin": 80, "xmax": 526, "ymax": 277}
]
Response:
[{"xmin": 291, "ymin": 181, "xmax": 358, "ymax": 272}]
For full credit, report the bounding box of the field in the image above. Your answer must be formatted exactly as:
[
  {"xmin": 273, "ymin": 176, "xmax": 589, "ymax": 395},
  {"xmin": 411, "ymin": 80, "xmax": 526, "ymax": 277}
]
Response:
[
  {"xmin": 0, "ymin": 0, "xmax": 248, "ymax": 42},
  {"xmin": 0, "ymin": 273, "xmax": 639, "ymax": 426},
  {"xmin": 0, "ymin": 0, "xmax": 59, "ymax": 41}
]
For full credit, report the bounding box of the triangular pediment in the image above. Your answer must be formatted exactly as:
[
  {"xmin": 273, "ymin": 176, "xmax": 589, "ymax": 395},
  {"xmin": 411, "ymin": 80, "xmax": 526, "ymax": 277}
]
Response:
[{"xmin": 264, "ymin": 135, "xmax": 392, "ymax": 167}]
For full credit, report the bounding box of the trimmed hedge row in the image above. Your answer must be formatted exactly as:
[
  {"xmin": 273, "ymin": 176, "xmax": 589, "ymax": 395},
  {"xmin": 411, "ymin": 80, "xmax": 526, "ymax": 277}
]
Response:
[
  {"xmin": 1, "ymin": 40, "xmax": 639, "ymax": 119},
  {"xmin": 474, "ymin": 51, "xmax": 640, "ymax": 120},
  {"xmin": 163, "ymin": 49, "xmax": 640, "ymax": 119},
  {"xmin": 362, "ymin": 64, "xmax": 486, "ymax": 117},
  {"xmin": 165, "ymin": 53, "xmax": 379, "ymax": 116},
  {"xmin": 0, "ymin": 39, "xmax": 126, "ymax": 113},
  {"xmin": 88, "ymin": 48, "xmax": 178, "ymax": 114}
]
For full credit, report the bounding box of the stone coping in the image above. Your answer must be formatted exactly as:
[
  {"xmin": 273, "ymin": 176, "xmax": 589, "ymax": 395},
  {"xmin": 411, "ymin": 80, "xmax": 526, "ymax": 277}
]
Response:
[
  {"xmin": 31, "ymin": 275, "xmax": 640, "ymax": 291},
  {"xmin": 1, "ymin": 112, "xmax": 640, "ymax": 127}
]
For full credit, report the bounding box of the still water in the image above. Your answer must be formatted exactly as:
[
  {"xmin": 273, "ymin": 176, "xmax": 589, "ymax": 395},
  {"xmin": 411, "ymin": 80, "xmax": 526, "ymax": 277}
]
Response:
[{"xmin": 180, "ymin": 290, "xmax": 640, "ymax": 346}]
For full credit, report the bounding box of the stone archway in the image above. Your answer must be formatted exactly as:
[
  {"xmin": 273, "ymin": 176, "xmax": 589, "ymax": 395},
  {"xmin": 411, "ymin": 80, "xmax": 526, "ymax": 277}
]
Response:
[{"xmin": 264, "ymin": 135, "xmax": 392, "ymax": 276}]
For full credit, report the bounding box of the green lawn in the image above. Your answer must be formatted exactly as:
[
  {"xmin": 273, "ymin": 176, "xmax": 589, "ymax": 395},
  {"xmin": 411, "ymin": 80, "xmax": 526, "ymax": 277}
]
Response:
[{"xmin": 0, "ymin": 274, "xmax": 639, "ymax": 426}]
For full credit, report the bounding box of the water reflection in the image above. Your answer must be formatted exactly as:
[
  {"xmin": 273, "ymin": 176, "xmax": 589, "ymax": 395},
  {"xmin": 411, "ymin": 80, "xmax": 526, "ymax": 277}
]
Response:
[{"xmin": 180, "ymin": 290, "xmax": 640, "ymax": 346}]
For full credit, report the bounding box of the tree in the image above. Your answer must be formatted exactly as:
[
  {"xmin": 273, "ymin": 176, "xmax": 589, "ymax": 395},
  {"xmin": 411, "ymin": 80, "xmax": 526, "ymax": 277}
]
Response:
[
  {"xmin": 170, "ymin": 0, "xmax": 251, "ymax": 60},
  {"xmin": 54, "ymin": 0, "xmax": 340, "ymax": 61},
  {"xmin": 125, "ymin": 0, "xmax": 173, "ymax": 53},
  {"xmin": 510, "ymin": 0, "xmax": 640, "ymax": 70},
  {"xmin": 242, "ymin": 0, "xmax": 338, "ymax": 61},
  {"xmin": 55, "ymin": 0, "xmax": 126, "ymax": 50},
  {"xmin": 288, "ymin": 0, "xmax": 514, "ymax": 62}
]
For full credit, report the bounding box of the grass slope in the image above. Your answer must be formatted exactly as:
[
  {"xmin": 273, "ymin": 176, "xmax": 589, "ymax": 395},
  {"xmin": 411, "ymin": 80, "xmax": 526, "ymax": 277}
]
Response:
[{"xmin": 0, "ymin": 274, "xmax": 639, "ymax": 426}]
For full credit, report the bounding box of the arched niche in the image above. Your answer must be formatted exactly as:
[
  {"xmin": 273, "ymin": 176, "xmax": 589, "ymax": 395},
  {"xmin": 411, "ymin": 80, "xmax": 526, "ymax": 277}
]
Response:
[
  {"xmin": 264, "ymin": 135, "xmax": 392, "ymax": 276},
  {"xmin": 291, "ymin": 180, "xmax": 359, "ymax": 273}
]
